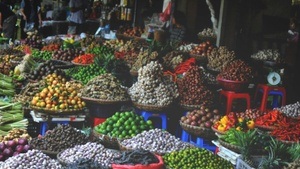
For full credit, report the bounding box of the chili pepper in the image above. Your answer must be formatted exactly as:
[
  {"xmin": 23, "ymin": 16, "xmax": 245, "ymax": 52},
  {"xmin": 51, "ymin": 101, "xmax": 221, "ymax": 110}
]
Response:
[
  {"xmin": 72, "ymin": 53, "xmax": 95, "ymax": 64},
  {"xmin": 174, "ymin": 58, "xmax": 196, "ymax": 75}
]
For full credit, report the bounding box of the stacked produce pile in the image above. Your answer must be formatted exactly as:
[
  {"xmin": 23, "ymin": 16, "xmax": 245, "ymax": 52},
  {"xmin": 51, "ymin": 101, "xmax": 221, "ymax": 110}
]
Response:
[
  {"xmin": 251, "ymin": 49, "xmax": 282, "ymax": 62},
  {"xmin": 162, "ymin": 51, "xmax": 188, "ymax": 71},
  {"xmin": 217, "ymin": 59, "xmax": 253, "ymax": 82},
  {"xmin": 129, "ymin": 61, "xmax": 178, "ymax": 106},
  {"xmin": 13, "ymin": 54, "xmax": 36, "ymax": 79},
  {"xmin": 32, "ymin": 49, "xmax": 52, "ymax": 61},
  {"xmin": 0, "ymin": 129, "xmax": 30, "ymax": 142},
  {"xmin": 0, "ymin": 138, "xmax": 31, "ymax": 161},
  {"xmin": 81, "ymin": 73, "xmax": 129, "ymax": 101},
  {"xmin": 120, "ymin": 129, "xmax": 193, "ymax": 154},
  {"xmin": 59, "ymin": 142, "xmax": 120, "ymax": 169},
  {"xmin": 52, "ymin": 48, "xmax": 84, "ymax": 61},
  {"xmin": 94, "ymin": 111, "xmax": 153, "ymax": 139},
  {"xmin": 163, "ymin": 148, "xmax": 233, "ymax": 169},
  {"xmin": 236, "ymin": 109, "xmax": 266, "ymax": 120},
  {"xmin": 130, "ymin": 49, "xmax": 158, "ymax": 72},
  {"xmin": 102, "ymin": 39, "xmax": 125, "ymax": 50},
  {"xmin": 0, "ymin": 149, "xmax": 62, "ymax": 168},
  {"xmin": 0, "ymin": 74, "xmax": 15, "ymax": 97},
  {"xmin": 207, "ymin": 46, "xmax": 235, "ymax": 72},
  {"xmin": 190, "ymin": 41, "xmax": 214, "ymax": 57},
  {"xmin": 27, "ymin": 60, "xmax": 67, "ymax": 81},
  {"xmin": 113, "ymin": 149, "xmax": 161, "ymax": 166},
  {"xmin": 65, "ymin": 64, "xmax": 106, "ymax": 84},
  {"xmin": 30, "ymin": 73, "xmax": 84, "ymax": 111},
  {"xmin": 181, "ymin": 106, "xmax": 221, "ymax": 129},
  {"xmin": 0, "ymin": 100, "xmax": 28, "ymax": 135},
  {"xmin": 198, "ymin": 28, "xmax": 217, "ymax": 38},
  {"xmin": 118, "ymin": 26, "xmax": 144, "ymax": 37},
  {"xmin": 213, "ymin": 112, "xmax": 255, "ymax": 133},
  {"xmin": 177, "ymin": 65, "xmax": 213, "ymax": 106},
  {"xmin": 41, "ymin": 44, "xmax": 60, "ymax": 52},
  {"xmin": 72, "ymin": 53, "xmax": 95, "ymax": 65},
  {"xmin": 0, "ymin": 49, "xmax": 25, "ymax": 75},
  {"xmin": 276, "ymin": 101, "xmax": 300, "ymax": 118},
  {"xmin": 23, "ymin": 31, "xmax": 44, "ymax": 49},
  {"xmin": 30, "ymin": 124, "xmax": 89, "ymax": 152}
]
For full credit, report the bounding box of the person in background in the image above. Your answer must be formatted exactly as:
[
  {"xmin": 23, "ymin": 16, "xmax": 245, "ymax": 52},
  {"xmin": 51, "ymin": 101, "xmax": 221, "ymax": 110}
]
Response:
[
  {"xmin": 68, "ymin": 0, "xmax": 87, "ymax": 35},
  {"xmin": 168, "ymin": 10, "xmax": 187, "ymax": 44},
  {"xmin": 0, "ymin": 2, "xmax": 17, "ymax": 39},
  {"xmin": 20, "ymin": 0, "xmax": 42, "ymax": 38}
]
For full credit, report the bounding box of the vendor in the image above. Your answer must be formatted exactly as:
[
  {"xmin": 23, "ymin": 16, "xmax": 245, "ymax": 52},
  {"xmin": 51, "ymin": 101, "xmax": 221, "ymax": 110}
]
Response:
[
  {"xmin": 68, "ymin": 0, "xmax": 88, "ymax": 35},
  {"xmin": 20, "ymin": 0, "xmax": 42, "ymax": 39},
  {"xmin": 0, "ymin": 2, "xmax": 17, "ymax": 39},
  {"xmin": 167, "ymin": 10, "xmax": 187, "ymax": 44}
]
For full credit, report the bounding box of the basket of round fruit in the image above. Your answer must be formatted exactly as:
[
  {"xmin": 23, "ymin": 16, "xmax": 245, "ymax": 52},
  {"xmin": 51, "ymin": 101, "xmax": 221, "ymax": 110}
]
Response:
[
  {"xmin": 180, "ymin": 107, "xmax": 221, "ymax": 139},
  {"xmin": 132, "ymin": 102, "xmax": 171, "ymax": 112},
  {"xmin": 217, "ymin": 76, "xmax": 249, "ymax": 92}
]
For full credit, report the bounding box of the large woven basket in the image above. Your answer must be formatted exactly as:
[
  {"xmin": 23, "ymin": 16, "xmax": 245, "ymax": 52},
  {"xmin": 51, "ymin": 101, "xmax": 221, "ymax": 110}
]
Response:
[
  {"xmin": 180, "ymin": 121, "xmax": 216, "ymax": 139},
  {"xmin": 218, "ymin": 139, "xmax": 241, "ymax": 153},
  {"xmin": 255, "ymin": 124, "xmax": 277, "ymax": 131},
  {"xmin": 132, "ymin": 102, "xmax": 170, "ymax": 112},
  {"xmin": 30, "ymin": 106, "xmax": 86, "ymax": 115},
  {"xmin": 81, "ymin": 96, "xmax": 130, "ymax": 105}
]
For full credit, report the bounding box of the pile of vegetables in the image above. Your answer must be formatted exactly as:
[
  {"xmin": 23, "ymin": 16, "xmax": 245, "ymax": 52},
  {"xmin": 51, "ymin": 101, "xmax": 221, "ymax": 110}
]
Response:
[
  {"xmin": 94, "ymin": 111, "xmax": 153, "ymax": 139},
  {"xmin": 31, "ymin": 50, "xmax": 52, "ymax": 61},
  {"xmin": 0, "ymin": 138, "xmax": 31, "ymax": 161},
  {"xmin": 163, "ymin": 148, "xmax": 233, "ymax": 169},
  {"xmin": 72, "ymin": 53, "xmax": 95, "ymax": 65},
  {"xmin": 13, "ymin": 54, "xmax": 36, "ymax": 80},
  {"xmin": 113, "ymin": 149, "xmax": 161, "ymax": 166},
  {"xmin": 41, "ymin": 44, "xmax": 60, "ymax": 52},
  {"xmin": 0, "ymin": 100, "xmax": 28, "ymax": 135},
  {"xmin": 236, "ymin": 109, "xmax": 266, "ymax": 120},
  {"xmin": 65, "ymin": 63, "xmax": 106, "ymax": 84},
  {"xmin": 0, "ymin": 74, "xmax": 15, "ymax": 97},
  {"xmin": 0, "ymin": 129, "xmax": 30, "ymax": 142},
  {"xmin": 255, "ymin": 110, "xmax": 292, "ymax": 128},
  {"xmin": 276, "ymin": 101, "xmax": 300, "ymax": 118}
]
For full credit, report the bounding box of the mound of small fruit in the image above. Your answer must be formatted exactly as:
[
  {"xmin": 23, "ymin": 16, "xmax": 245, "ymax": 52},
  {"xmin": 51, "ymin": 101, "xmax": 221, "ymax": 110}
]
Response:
[
  {"xmin": 52, "ymin": 48, "xmax": 84, "ymax": 62},
  {"xmin": 30, "ymin": 73, "xmax": 85, "ymax": 111},
  {"xmin": 180, "ymin": 106, "xmax": 221, "ymax": 129},
  {"xmin": 94, "ymin": 111, "xmax": 153, "ymax": 139},
  {"xmin": 23, "ymin": 31, "xmax": 44, "ymax": 49},
  {"xmin": 190, "ymin": 41, "xmax": 214, "ymax": 56}
]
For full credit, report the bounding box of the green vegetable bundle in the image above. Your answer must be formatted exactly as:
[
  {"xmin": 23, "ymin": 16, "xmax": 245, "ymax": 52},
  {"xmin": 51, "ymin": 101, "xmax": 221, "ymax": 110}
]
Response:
[{"xmin": 0, "ymin": 73, "xmax": 15, "ymax": 97}]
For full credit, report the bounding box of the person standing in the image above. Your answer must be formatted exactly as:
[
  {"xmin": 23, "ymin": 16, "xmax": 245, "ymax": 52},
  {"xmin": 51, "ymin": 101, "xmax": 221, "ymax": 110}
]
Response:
[
  {"xmin": 168, "ymin": 10, "xmax": 187, "ymax": 43},
  {"xmin": 20, "ymin": 0, "xmax": 42, "ymax": 38},
  {"xmin": 0, "ymin": 2, "xmax": 17, "ymax": 39},
  {"xmin": 68, "ymin": 0, "xmax": 87, "ymax": 35}
]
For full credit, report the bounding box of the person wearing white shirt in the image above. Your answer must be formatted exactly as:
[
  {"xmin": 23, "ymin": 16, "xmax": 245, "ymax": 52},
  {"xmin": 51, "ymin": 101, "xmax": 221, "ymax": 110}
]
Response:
[{"xmin": 68, "ymin": 0, "xmax": 87, "ymax": 35}]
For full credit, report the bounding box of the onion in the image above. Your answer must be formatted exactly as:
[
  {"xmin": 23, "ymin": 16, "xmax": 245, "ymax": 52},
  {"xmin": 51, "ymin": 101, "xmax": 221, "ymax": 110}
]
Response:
[
  {"xmin": 18, "ymin": 138, "xmax": 28, "ymax": 146},
  {"xmin": 3, "ymin": 148, "xmax": 13, "ymax": 157},
  {"xmin": 23, "ymin": 144, "xmax": 31, "ymax": 152},
  {"xmin": 13, "ymin": 152, "xmax": 20, "ymax": 156},
  {"xmin": 15, "ymin": 145, "xmax": 24, "ymax": 153},
  {"xmin": 6, "ymin": 140, "xmax": 17, "ymax": 148},
  {"xmin": 0, "ymin": 154, "xmax": 4, "ymax": 161},
  {"xmin": 0, "ymin": 142, "xmax": 6, "ymax": 151}
]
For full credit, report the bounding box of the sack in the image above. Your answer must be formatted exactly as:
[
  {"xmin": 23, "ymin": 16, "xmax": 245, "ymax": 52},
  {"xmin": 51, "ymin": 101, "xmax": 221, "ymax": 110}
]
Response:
[{"xmin": 24, "ymin": 22, "xmax": 35, "ymax": 32}]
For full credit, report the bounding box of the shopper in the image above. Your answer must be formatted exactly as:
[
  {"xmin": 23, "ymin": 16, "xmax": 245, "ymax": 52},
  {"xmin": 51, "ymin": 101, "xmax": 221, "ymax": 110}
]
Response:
[
  {"xmin": 0, "ymin": 2, "xmax": 17, "ymax": 39},
  {"xmin": 68, "ymin": 0, "xmax": 87, "ymax": 35},
  {"xmin": 20, "ymin": 0, "xmax": 42, "ymax": 38},
  {"xmin": 167, "ymin": 10, "xmax": 187, "ymax": 44}
]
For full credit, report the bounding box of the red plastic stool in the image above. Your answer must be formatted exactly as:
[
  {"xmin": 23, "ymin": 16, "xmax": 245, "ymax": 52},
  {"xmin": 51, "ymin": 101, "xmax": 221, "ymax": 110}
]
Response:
[
  {"xmin": 254, "ymin": 84, "xmax": 286, "ymax": 112},
  {"xmin": 91, "ymin": 117, "xmax": 106, "ymax": 127},
  {"xmin": 219, "ymin": 90, "xmax": 251, "ymax": 114}
]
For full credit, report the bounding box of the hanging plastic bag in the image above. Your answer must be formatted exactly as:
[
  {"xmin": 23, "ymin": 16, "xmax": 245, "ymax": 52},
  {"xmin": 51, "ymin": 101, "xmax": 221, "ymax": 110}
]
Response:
[
  {"xmin": 159, "ymin": 1, "xmax": 172, "ymax": 22},
  {"xmin": 24, "ymin": 22, "xmax": 35, "ymax": 32}
]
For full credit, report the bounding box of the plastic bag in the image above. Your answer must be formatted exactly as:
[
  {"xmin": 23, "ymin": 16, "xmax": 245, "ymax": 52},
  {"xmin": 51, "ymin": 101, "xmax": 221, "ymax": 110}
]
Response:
[
  {"xmin": 24, "ymin": 22, "xmax": 35, "ymax": 32},
  {"xmin": 159, "ymin": 2, "xmax": 172, "ymax": 22}
]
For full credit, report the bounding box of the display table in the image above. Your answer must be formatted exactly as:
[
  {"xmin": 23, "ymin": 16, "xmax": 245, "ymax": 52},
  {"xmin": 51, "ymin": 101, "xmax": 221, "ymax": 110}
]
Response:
[{"xmin": 30, "ymin": 111, "xmax": 86, "ymax": 136}]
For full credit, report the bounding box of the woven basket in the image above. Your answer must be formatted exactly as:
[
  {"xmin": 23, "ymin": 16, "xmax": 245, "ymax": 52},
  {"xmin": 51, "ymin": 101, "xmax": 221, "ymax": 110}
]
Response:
[
  {"xmin": 180, "ymin": 102, "xmax": 212, "ymax": 111},
  {"xmin": 218, "ymin": 139, "xmax": 241, "ymax": 153},
  {"xmin": 71, "ymin": 61, "xmax": 92, "ymax": 66},
  {"xmin": 81, "ymin": 96, "xmax": 130, "ymax": 105},
  {"xmin": 255, "ymin": 124, "xmax": 277, "ymax": 131},
  {"xmin": 277, "ymin": 139, "xmax": 299, "ymax": 145},
  {"xmin": 30, "ymin": 106, "xmax": 85, "ymax": 115},
  {"xmin": 92, "ymin": 130, "xmax": 126, "ymax": 150},
  {"xmin": 180, "ymin": 121, "xmax": 216, "ymax": 139},
  {"xmin": 132, "ymin": 102, "xmax": 170, "ymax": 112},
  {"xmin": 211, "ymin": 126, "xmax": 226, "ymax": 135}
]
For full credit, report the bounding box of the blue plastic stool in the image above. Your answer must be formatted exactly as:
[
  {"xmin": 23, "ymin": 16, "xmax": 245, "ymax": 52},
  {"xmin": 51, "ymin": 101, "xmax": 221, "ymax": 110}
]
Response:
[
  {"xmin": 177, "ymin": 111, "xmax": 190, "ymax": 142},
  {"xmin": 140, "ymin": 110, "xmax": 167, "ymax": 130},
  {"xmin": 189, "ymin": 135, "xmax": 216, "ymax": 152},
  {"xmin": 40, "ymin": 121, "xmax": 69, "ymax": 136},
  {"xmin": 258, "ymin": 89, "xmax": 285, "ymax": 109}
]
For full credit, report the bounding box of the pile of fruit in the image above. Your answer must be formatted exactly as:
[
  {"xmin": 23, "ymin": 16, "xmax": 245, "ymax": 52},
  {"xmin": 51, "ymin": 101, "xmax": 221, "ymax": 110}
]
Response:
[
  {"xmin": 65, "ymin": 64, "xmax": 106, "ymax": 84},
  {"xmin": 41, "ymin": 44, "xmax": 60, "ymax": 52},
  {"xmin": 23, "ymin": 31, "xmax": 44, "ymax": 49},
  {"xmin": 217, "ymin": 59, "xmax": 253, "ymax": 82},
  {"xmin": 94, "ymin": 111, "xmax": 153, "ymax": 139},
  {"xmin": 119, "ymin": 26, "xmax": 144, "ymax": 37},
  {"xmin": 0, "ymin": 129, "xmax": 30, "ymax": 142},
  {"xmin": 163, "ymin": 148, "xmax": 233, "ymax": 169},
  {"xmin": 207, "ymin": 46, "xmax": 236, "ymax": 72},
  {"xmin": 52, "ymin": 48, "xmax": 84, "ymax": 61},
  {"xmin": 31, "ymin": 50, "xmax": 52, "ymax": 61},
  {"xmin": 236, "ymin": 109, "xmax": 266, "ymax": 120},
  {"xmin": 180, "ymin": 106, "xmax": 221, "ymax": 129},
  {"xmin": 177, "ymin": 65, "xmax": 213, "ymax": 106},
  {"xmin": 0, "ymin": 138, "xmax": 31, "ymax": 161},
  {"xmin": 213, "ymin": 112, "xmax": 255, "ymax": 132},
  {"xmin": 30, "ymin": 73, "xmax": 85, "ymax": 111},
  {"xmin": 190, "ymin": 41, "xmax": 214, "ymax": 57},
  {"xmin": 102, "ymin": 39, "xmax": 125, "ymax": 50},
  {"xmin": 27, "ymin": 60, "xmax": 66, "ymax": 81}
]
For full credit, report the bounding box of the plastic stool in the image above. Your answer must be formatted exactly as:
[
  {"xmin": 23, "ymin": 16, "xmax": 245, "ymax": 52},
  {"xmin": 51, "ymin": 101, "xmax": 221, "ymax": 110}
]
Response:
[
  {"xmin": 180, "ymin": 111, "xmax": 190, "ymax": 142},
  {"xmin": 219, "ymin": 90, "xmax": 251, "ymax": 114},
  {"xmin": 254, "ymin": 84, "xmax": 286, "ymax": 112},
  {"xmin": 40, "ymin": 121, "xmax": 69, "ymax": 136},
  {"xmin": 189, "ymin": 135, "xmax": 216, "ymax": 152},
  {"xmin": 140, "ymin": 110, "xmax": 167, "ymax": 130}
]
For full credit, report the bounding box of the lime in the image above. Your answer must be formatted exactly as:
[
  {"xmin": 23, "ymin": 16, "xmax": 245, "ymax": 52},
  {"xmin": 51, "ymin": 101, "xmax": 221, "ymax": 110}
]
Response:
[
  {"xmin": 131, "ymin": 125, "xmax": 137, "ymax": 131},
  {"xmin": 128, "ymin": 130, "xmax": 133, "ymax": 134},
  {"xmin": 125, "ymin": 125, "xmax": 131, "ymax": 130},
  {"xmin": 146, "ymin": 120, "xmax": 153, "ymax": 126},
  {"xmin": 124, "ymin": 120, "xmax": 131, "ymax": 126}
]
